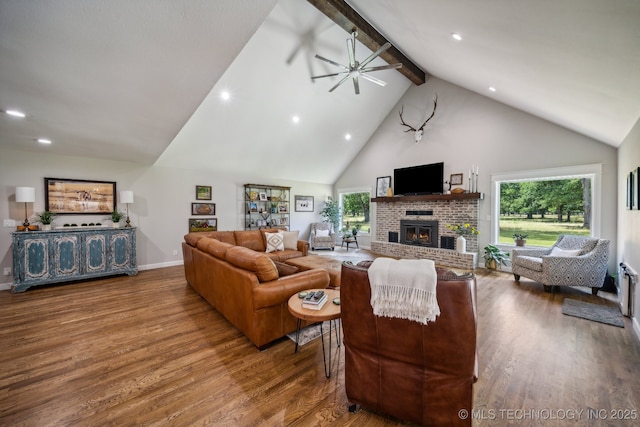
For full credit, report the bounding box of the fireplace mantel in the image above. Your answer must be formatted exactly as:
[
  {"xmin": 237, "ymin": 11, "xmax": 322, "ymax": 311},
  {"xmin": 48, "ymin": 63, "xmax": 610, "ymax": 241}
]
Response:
[{"xmin": 371, "ymin": 192, "xmax": 483, "ymax": 203}]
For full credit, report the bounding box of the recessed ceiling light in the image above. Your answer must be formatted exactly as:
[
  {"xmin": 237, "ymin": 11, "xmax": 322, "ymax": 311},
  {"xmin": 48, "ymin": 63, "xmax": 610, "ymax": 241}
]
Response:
[
  {"xmin": 220, "ymin": 91, "xmax": 230, "ymax": 101},
  {"xmin": 37, "ymin": 138, "xmax": 52, "ymax": 144},
  {"xmin": 292, "ymin": 115, "xmax": 300, "ymax": 124},
  {"xmin": 488, "ymin": 86, "xmax": 497, "ymax": 92},
  {"xmin": 345, "ymin": 133, "xmax": 352, "ymax": 140},
  {"xmin": 451, "ymin": 33, "xmax": 462, "ymax": 41},
  {"xmin": 6, "ymin": 109, "xmax": 26, "ymax": 118}
]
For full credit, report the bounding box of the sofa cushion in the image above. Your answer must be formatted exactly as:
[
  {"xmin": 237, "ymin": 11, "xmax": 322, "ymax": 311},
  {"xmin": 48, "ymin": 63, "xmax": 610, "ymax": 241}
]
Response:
[
  {"xmin": 201, "ymin": 238, "xmax": 234, "ymax": 259},
  {"xmin": 225, "ymin": 246, "xmax": 278, "ymax": 282},
  {"xmin": 234, "ymin": 230, "xmax": 266, "ymax": 252},
  {"xmin": 265, "ymin": 231, "xmax": 285, "ymax": 253},
  {"xmin": 184, "ymin": 233, "xmax": 205, "ymax": 247},
  {"xmin": 274, "ymin": 261, "xmax": 299, "ymax": 277},
  {"xmin": 283, "ymin": 230, "xmax": 299, "ymax": 250},
  {"xmin": 209, "ymin": 231, "xmax": 236, "ymax": 245}
]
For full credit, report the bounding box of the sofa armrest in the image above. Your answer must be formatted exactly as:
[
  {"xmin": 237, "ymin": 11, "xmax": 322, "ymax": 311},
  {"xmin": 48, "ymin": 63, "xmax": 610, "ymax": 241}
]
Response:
[
  {"xmin": 297, "ymin": 240, "xmax": 309, "ymax": 256},
  {"xmin": 252, "ymin": 269, "xmax": 330, "ymax": 309}
]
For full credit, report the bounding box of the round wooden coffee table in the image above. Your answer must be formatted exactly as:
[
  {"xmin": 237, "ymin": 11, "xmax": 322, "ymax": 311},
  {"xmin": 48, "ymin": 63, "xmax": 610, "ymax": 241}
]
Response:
[{"xmin": 287, "ymin": 288, "xmax": 341, "ymax": 378}]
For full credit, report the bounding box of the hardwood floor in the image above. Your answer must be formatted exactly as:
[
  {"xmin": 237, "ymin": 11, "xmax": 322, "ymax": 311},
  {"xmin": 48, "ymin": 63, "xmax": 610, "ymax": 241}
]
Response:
[{"xmin": 1, "ymin": 258, "xmax": 639, "ymax": 426}]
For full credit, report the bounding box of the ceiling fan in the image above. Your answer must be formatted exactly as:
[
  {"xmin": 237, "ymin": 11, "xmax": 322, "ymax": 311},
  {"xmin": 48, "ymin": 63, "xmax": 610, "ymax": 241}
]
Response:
[{"xmin": 311, "ymin": 31, "xmax": 402, "ymax": 95}]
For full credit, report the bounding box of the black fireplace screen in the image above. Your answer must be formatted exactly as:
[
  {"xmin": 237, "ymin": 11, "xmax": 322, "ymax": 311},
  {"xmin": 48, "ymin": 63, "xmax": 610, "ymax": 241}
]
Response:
[{"xmin": 400, "ymin": 220, "xmax": 438, "ymax": 248}]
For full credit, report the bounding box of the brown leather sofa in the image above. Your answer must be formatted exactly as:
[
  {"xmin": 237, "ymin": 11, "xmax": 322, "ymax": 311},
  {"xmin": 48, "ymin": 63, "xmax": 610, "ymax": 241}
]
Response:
[
  {"xmin": 340, "ymin": 261, "xmax": 478, "ymax": 426},
  {"xmin": 182, "ymin": 229, "xmax": 330, "ymax": 349}
]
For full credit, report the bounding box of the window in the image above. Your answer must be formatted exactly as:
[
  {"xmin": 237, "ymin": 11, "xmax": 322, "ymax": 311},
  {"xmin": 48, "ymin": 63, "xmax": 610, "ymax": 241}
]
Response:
[
  {"xmin": 491, "ymin": 164, "xmax": 602, "ymax": 247},
  {"xmin": 338, "ymin": 190, "xmax": 371, "ymax": 236}
]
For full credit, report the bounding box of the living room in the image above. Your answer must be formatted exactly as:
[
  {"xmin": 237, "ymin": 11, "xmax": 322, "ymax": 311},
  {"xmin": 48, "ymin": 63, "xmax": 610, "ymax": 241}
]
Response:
[{"xmin": 1, "ymin": 0, "xmax": 639, "ymax": 424}]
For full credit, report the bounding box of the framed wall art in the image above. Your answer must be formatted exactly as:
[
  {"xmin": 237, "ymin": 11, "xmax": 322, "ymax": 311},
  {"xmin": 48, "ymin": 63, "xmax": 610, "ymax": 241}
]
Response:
[
  {"xmin": 195, "ymin": 185, "xmax": 212, "ymax": 200},
  {"xmin": 189, "ymin": 218, "xmax": 217, "ymax": 232},
  {"xmin": 376, "ymin": 176, "xmax": 391, "ymax": 197},
  {"xmin": 295, "ymin": 195, "xmax": 314, "ymax": 212},
  {"xmin": 44, "ymin": 177, "xmax": 116, "ymax": 215},
  {"xmin": 191, "ymin": 203, "xmax": 216, "ymax": 216},
  {"xmin": 628, "ymin": 171, "xmax": 634, "ymax": 209},
  {"xmin": 450, "ymin": 173, "xmax": 463, "ymax": 186}
]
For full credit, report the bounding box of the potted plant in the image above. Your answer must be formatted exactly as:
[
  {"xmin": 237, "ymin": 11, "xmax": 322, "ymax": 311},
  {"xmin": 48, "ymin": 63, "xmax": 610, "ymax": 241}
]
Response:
[
  {"xmin": 483, "ymin": 244, "xmax": 510, "ymax": 270},
  {"xmin": 513, "ymin": 233, "xmax": 528, "ymax": 247},
  {"xmin": 110, "ymin": 210, "xmax": 124, "ymax": 228},
  {"xmin": 35, "ymin": 211, "xmax": 56, "ymax": 231},
  {"xmin": 319, "ymin": 197, "xmax": 340, "ymax": 236},
  {"xmin": 447, "ymin": 223, "xmax": 479, "ymax": 253}
]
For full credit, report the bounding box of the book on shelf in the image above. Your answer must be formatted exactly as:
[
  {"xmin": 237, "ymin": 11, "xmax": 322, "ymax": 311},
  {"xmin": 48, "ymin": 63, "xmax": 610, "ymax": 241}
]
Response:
[{"xmin": 303, "ymin": 294, "xmax": 328, "ymax": 310}]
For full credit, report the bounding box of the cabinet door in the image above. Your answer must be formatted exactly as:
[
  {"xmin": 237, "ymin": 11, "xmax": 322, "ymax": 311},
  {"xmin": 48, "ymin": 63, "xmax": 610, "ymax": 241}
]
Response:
[
  {"xmin": 85, "ymin": 234, "xmax": 107, "ymax": 273},
  {"xmin": 53, "ymin": 234, "xmax": 80, "ymax": 278},
  {"xmin": 110, "ymin": 232, "xmax": 131, "ymax": 269},
  {"xmin": 24, "ymin": 238, "xmax": 51, "ymax": 281}
]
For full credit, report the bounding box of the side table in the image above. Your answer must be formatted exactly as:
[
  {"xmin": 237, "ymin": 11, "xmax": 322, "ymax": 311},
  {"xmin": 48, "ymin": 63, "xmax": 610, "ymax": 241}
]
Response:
[
  {"xmin": 341, "ymin": 235, "xmax": 359, "ymax": 251},
  {"xmin": 287, "ymin": 289, "xmax": 341, "ymax": 378}
]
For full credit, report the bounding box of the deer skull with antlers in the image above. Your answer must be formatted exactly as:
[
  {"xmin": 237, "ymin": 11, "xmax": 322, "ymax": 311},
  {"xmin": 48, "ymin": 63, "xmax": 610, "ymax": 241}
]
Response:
[{"xmin": 399, "ymin": 94, "xmax": 438, "ymax": 143}]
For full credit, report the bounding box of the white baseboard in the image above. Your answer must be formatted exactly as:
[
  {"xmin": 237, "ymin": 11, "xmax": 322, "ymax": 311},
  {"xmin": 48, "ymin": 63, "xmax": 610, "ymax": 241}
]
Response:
[{"xmin": 0, "ymin": 261, "xmax": 185, "ymax": 292}]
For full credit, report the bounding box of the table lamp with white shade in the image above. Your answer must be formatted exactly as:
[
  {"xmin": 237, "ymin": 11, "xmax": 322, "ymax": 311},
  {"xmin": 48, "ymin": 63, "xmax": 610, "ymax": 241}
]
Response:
[
  {"xmin": 16, "ymin": 187, "xmax": 35, "ymax": 231},
  {"xmin": 119, "ymin": 191, "xmax": 134, "ymax": 227}
]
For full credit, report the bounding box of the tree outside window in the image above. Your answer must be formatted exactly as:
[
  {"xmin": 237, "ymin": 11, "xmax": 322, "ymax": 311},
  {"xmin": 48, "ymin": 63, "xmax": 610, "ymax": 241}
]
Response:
[{"xmin": 339, "ymin": 191, "xmax": 371, "ymax": 236}]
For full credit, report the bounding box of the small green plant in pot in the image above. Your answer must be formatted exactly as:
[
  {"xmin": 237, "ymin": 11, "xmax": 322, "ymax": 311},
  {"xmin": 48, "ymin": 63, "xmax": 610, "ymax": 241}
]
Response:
[
  {"xmin": 109, "ymin": 210, "xmax": 124, "ymax": 228},
  {"xmin": 513, "ymin": 233, "xmax": 528, "ymax": 247},
  {"xmin": 36, "ymin": 211, "xmax": 56, "ymax": 230},
  {"xmin": 483, "ymin": 244, "xmax": 510, "ymax": 270}
]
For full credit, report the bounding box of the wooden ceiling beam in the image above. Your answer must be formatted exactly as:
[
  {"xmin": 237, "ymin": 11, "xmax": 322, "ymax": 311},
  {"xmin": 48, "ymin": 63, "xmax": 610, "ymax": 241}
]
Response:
[{"xmin": 307, "ymin": 0, "xmax": 426, "ymax": 86}]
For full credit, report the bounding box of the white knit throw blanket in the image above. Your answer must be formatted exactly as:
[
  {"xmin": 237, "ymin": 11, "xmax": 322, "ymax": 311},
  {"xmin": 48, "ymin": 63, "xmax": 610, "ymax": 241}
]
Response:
[{"xmin": 367, "ymin": 257, "xmax": 440, "ymax": 325}]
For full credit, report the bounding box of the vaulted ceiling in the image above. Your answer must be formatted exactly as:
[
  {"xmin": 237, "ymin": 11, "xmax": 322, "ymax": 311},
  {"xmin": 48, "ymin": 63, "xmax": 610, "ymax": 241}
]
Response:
[{"xmin": 1, "ymin": 0, "xmax": 639, "ymax": 184}]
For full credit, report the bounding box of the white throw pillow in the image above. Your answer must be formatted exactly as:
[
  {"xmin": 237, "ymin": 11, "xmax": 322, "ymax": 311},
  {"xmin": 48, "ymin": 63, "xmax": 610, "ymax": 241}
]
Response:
[
  {"xmin": 549, "ymin": 247, "xmax": 581, "ymax": 257},
  {"xmin": 265, "ymin": 231, "xmax": 284, "ymax": 253},
  {"xmin": 316, "ymin": 229, "xmax": 330, "ymax": 237},
  {"xmin": 283, "ymin": 230, "xmax": 299, "ymax": 250}
]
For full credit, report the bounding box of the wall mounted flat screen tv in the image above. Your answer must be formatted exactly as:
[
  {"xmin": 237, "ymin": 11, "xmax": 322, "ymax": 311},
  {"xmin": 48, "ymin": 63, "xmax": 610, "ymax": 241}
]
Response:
[{"xmin": 394, "ymin": 162, "xmax": 444, "ymax": 195}]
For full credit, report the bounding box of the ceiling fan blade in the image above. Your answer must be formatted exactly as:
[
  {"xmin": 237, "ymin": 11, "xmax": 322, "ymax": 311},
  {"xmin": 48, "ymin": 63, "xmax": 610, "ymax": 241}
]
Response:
[
  {"xmin": 353, "ymin": 76, "xmax": 360, "ymax": 95},
  {"xmin": 347, "ymin": 37, "xmax": 356, "ymax": 68},
  {"xmin": 328, "ymin": 73, "xmax": 353, "ymax": 92},
  {"xmin": 359, "ymin": 42, "xmax": 392, "ymax": 69},
  {"xmin": 311, "ymin": 71, "xmax": 348, "ymax": 80},
  {"xmin": 314, "ymin": 54, "xmax": 349, "ymax": 71},
  {"xmin": 361, "ymin": 63, "xmax": 403, "ymax": 73},
  {"xmin": 360, "ymin": 73, "xmax": 387, "ymax": 87}
]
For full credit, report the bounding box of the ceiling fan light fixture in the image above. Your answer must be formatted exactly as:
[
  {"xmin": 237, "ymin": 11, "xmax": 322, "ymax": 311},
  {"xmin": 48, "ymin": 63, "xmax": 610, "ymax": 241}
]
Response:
[{"xmin": 311, "ymin": 31, "xmax": 402, "ymax": 95}]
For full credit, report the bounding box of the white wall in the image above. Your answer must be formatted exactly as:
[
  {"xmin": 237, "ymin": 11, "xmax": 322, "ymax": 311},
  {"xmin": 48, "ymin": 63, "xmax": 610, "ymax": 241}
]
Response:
[
  {"xmin": 0, "ymin": 148, "xmax": 331, "ymax": 288},
  {"xmin": 335, "ymin": 77, "xmax": 618, "ymax": 268},
  {"xmin": 617, "ymin": 117, "xmax": 640, "ymax": 339}
]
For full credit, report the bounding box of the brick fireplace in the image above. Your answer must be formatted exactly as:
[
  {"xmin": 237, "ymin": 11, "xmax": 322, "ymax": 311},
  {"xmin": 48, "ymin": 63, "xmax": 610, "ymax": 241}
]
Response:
[{"xmin": 371, "ymin": 193, "xmax": 482, "ymax": 269}]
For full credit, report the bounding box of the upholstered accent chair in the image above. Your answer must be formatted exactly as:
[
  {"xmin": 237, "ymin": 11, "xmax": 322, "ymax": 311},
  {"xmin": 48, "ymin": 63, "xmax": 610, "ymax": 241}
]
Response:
[
  {"xmin": 309, "ymin": 222, "xmax": 335, "ymax": 251},
  {"xmin": 512, "ymin": 234, "xmax": 610, "ymax": 295}
]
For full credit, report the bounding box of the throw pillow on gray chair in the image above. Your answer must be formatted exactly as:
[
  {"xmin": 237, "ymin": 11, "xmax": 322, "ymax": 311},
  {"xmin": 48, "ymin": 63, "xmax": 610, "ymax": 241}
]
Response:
[{"xmin": 512, "ymin": 234, "xmax": 609, "ymax": 295}]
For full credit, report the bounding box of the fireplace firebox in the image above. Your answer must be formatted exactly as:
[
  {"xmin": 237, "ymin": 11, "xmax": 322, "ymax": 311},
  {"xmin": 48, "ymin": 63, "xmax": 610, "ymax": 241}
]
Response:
[{"xmin": 400, "ymin": 220, "xmax": 439, "ymax": 248}]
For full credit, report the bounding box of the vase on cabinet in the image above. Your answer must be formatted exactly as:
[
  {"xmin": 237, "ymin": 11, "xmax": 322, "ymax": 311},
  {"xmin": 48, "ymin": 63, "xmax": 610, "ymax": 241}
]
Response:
[{"xmin": 456, "ymin": 235, "xmax": 466, "ymax": 253}]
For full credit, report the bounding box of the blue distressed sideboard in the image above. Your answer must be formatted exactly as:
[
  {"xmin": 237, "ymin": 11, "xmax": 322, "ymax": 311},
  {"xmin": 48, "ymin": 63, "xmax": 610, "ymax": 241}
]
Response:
[{"xmin": 11, "ymin": 227, "xmax": 137, "ymax": 292}]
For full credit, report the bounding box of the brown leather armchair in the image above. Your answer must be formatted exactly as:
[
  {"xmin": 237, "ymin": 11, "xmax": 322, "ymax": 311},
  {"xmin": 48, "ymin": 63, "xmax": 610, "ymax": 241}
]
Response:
[{"xmin": 340, "ymin": 261, "xmax": 478, "ymax": 426}]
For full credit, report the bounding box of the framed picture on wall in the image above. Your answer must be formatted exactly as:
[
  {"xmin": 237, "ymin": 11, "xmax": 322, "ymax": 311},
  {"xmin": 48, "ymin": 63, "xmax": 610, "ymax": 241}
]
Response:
[
  {"xmin": 44, "ymin": 177, "xmax": 116, "ymax": 214},
  {"xmin": 294, "ymin": 195, "xmax": 314, "ymax": 212},
  {"xmin": 191, "ymin": 203, "xmax": 215, "ymax": 215},
  {"xmin": 189, "ymin": 218, "xmax": 217, "ymax": 232},
  {"xmin": 376, "ymin": 176, "xmax": 391, "ymax": 197},
  {"xmin": 450, "ymin": 173, "xmax": 463, "ymax": 186},
  {"xmin": 628, "ymin": 171, "xmax": 634, "ymax": 209},
  {"xmin": 195, "ymin": 185, "xmax": 212, "ymax": 200}
]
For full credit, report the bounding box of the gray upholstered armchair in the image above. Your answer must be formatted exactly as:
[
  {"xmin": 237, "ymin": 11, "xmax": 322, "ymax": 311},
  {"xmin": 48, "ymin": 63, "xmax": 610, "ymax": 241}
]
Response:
[
  {"xmin": 309, "ymin": 222, "xmax": 335, "ymax": 250},
  {"xmin": 512, "ymin": 234, "xmax": 609, "ymax": 295}
]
